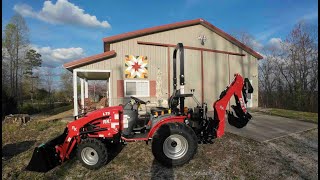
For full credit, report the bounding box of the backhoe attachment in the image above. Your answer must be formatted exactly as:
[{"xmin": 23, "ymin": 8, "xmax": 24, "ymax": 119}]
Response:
[
  {"xmin": 227, "ymin": 77, "xmax": 253, "ymax": 128},
  {"xmin": 212, "ymin": 73, "xmax": 253, "ymax": 138}
]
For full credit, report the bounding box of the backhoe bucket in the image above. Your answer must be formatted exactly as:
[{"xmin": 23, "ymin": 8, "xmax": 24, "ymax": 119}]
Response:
[
  {"xmin": 26, "ymin": 128, "xmax": 67, "ymax": 172},
  {"xmin": 227, "ymin": 105, "xmax": 252, "ymax": 128}
]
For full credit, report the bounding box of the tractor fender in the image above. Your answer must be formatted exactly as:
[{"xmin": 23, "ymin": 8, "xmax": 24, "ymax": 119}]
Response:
[
  {"xmin": 147, "ymin": 116, "xmax": 186, "ymax": 138},
  {"xmin": 55, "ymin": 106, "xmax": 123, "ymax": 161}
]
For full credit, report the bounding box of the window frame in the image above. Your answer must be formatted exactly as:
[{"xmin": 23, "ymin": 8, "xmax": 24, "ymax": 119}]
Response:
[{"xmin": 124, "ymin": 80, "xmax": 150, "ymax": 97}]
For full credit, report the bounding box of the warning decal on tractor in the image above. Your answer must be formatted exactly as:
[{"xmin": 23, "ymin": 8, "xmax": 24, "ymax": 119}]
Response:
[{"xmin": 123, "ymin": 115, "xmax": 130, "ymax": 128}]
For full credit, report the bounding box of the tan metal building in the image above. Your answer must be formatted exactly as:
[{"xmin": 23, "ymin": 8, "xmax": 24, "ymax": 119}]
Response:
[{"xmin": 64, "ymin": 18, "xmax": 263, "ymax": 117}]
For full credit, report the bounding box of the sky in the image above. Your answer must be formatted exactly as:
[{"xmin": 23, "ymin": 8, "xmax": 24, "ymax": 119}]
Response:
[{"xmin": 2, "ymin": 0, "xmax": 318, "ymax": 88}]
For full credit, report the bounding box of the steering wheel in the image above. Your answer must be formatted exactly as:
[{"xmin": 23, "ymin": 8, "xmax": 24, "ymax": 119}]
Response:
[{"xmin": 130, "ymin": 96, "xmax": 147, "ymax": 104}]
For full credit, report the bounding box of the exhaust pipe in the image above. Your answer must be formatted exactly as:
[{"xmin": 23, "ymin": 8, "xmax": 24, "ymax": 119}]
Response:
[{"xmin": 26, "ymin": 128, "xmax": 68, "ymax": 172}]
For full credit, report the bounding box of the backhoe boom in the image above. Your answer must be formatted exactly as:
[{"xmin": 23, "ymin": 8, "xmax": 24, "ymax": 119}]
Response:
[{"xmin": 213, "ymin": 73, "xmax": 252, "ymax": 137}]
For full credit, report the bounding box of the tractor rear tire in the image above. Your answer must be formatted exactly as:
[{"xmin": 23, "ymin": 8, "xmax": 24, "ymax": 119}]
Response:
[
  {"xmin": 77, "ymin": 138, "xmax": 108, "ymax": 170},
  {"xmin": 151, "ymin": 122, "xmax": 198, "ymax": 167}
]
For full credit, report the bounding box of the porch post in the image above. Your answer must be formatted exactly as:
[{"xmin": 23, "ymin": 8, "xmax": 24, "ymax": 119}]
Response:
[
  {"xmin": 80, "ymin": 78, "xmax": 85, "ymax": 113},
  {"xmin": 84, "ymin": 78, "xmax": 89, "ymax": 98},
  {"xmin": 108, "ymin": 77, "xmax": 112, "ymax": 106},
  {"xmin": 73, "ymin": 70, "xmax": 78, "ymax": 118}
]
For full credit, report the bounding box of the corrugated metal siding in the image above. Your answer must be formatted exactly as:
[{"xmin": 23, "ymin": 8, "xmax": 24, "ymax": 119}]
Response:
[
  {"xmin": 181, "ymin": 49, "xmax": 202, "ymax": 108},
  {"xmin": 108, "ymin": 39, "xmax": 168, "ymax": 105},
  {"xmin": 75, "ymin": 24, "xmax": 259, "ymax": 108},
  {"xmin": 166, "ymin": 48, "xmax": 202, "ymax": 108},
  {"xmin": 247, "ymin": 54, "xmax": 259, "ymax": 107},
  {"xmin": 203, "ymin": 52, "xmax": 229, "ymax": 111},
  {"xmin": 228, "ymin": 53, "xmax": 258, "ymax": 108}
]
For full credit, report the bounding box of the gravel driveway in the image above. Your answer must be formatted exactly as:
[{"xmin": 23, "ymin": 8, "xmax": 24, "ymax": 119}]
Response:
[{"xmin": 226, "ymin": 112, "xmax": 317, "ymax": 142}]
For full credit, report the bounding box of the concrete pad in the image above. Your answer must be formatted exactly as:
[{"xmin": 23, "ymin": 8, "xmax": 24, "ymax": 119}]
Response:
[{"xmin": 225, "ymin": 112, "xmax": 318, "ymax": 142}]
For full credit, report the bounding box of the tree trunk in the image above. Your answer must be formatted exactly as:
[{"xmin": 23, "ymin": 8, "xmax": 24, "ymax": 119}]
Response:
[
  {"xmin": 16, "ymin": 33, "xmax": 19, "ymax": 106},
  {"xmin": 10, "ymin": 57, "xmax": 13, "ymax": 97}
]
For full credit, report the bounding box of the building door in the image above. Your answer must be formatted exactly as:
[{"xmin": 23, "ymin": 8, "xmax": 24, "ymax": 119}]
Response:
[{"xmin": 246, "ymin": 79, "xmax": 253, "ymax": 108}]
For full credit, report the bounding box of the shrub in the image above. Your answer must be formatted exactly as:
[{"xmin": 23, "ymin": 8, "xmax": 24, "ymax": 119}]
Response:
[{"xmin": 18, "ymin": 103, "xmax": 40, "ymax": 114}]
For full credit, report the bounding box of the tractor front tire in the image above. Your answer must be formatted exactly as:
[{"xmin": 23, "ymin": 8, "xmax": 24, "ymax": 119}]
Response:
[
  {"xmin": 77, "ymin": 138, "xmax": 108, "ymax": 170},
  {"xmin": 152, "ymin": 122, "xmax": 198, "ymax": 167}
]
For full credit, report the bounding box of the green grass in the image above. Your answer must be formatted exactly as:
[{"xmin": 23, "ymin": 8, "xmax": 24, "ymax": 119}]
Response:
[
  {"xmin": 2, "ymin": 119, "xmax": 67, "ymax": 145},
  {"xmin": 18, "ymin": 101, "xmax": 72, "ymax": 115},
  {"xmin": 265, "ymin": 108, "xmax": 318, "ymax": 123},
  {"xmin": 2, "ymin": 118, "xmax": 68, "ymax": 180},
  {"xmin": 40, "ymin": 104, "xmax": 73, "ymax": 115}
]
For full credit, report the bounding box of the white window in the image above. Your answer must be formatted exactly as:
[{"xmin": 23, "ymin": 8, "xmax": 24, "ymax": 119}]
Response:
[{"xmin": 124, "ymin": 80, "xmax": 149, "ymax": 97}]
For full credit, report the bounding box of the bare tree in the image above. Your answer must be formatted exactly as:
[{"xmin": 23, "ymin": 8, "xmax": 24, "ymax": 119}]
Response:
[
  {"xmin": 2, "ymin": 48, "xmax": 10, "ymax": 92},
  {"xmin": 60, "ymin": 70, "xmax": 73, "ymax": 102},
  {"xmin": 89, "ymin": 81, "xmax": 107, "ymax": 101},
  {"xmin": 43, "ymin": 68, "xmax": 55, "ymax": 108},
  {"xmin": 259, "ymin": 21, "xmax": 318, "ymax": 111},
  {"xmin": 235, "ymin": 23, "xmax": 318, "ymax": 112},
  {"xmin": 2, "ymin": 14, "xmax": 30, "ymax": 107},
  {"xmin": 24, "ymin": 49, "xmax": 42, "ymax": 103},
  {"xmin": 231, "ymin": 31, "xmax": 262, "ymax": 51},
  {"xmin": 276, "ymin": 22, "xmax": 318, "ymax": 111}
]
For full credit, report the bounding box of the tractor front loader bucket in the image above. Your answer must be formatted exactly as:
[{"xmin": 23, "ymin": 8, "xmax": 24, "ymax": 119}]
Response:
[{"xmin": 26, "ymin": 128, "xmax": 68, "ymax": 172}]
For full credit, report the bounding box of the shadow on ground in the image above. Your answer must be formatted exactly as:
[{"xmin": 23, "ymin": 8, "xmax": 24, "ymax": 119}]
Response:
[
  {"xmin": 41, "ymin": 142, "xmax": 127, "ymax": 179},
  {"xmin": 151, "ymin": 159, "xmax": 174, "ymax": 180},
  {"xmin": 106, "ymin": 142, "xmax": 126, "ymax": 164},
  {"xmin": 2, "ymin": 140, "xmax": 36, "ymax": 161}
]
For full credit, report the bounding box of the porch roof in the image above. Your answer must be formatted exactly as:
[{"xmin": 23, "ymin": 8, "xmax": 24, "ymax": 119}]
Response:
[
  {"xmin": 76, "ymin": 71, "xmax": 110, "ymax": 80},
  {"xmin": 63, "ymin": 50, "xmax": 116, "ymax": 70}
]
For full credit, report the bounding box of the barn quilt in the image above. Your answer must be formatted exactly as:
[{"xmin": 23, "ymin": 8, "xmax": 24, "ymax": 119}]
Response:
[{"xmin": 125, "ymin": 55, "xmax": 148, "ymax": 78}]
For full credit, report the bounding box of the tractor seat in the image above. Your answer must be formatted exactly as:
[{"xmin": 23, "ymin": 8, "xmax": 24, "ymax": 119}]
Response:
[{"xmin": 150, "ymin": 107, "xmax": 170, "ymax": 117}]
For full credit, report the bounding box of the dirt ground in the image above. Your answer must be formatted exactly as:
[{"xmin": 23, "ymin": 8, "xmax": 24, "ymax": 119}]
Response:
[{"xmin": 2, "ymin": 114, "xmax": 318, "ymax": 180}]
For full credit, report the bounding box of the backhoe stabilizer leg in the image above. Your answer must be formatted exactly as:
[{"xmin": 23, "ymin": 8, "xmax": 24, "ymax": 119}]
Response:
[{"xmin": 198, "ymin": 117, "xmax": 219, "ymax": 144}]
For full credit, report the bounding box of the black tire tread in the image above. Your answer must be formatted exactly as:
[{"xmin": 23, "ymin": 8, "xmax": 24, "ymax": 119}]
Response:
[
  {"xmin": 152, "ymin": 122, "xmax": 198, "ymax": 167},
  {"xmin": 77, "ymin": 138, "xmax": 108, "ymax": 170}
]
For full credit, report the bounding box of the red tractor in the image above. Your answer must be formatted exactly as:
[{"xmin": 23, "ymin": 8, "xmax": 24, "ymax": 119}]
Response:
[{"xmin": 26, "ymin": 43, "xmax": 253, "ymax": 172}]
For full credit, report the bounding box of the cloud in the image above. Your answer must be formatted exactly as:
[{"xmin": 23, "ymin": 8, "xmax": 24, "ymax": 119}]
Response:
[
  {"xmin": 13, "ymin": 0, "xmax": 111, "ymax": 29},
  {"xmin": 32, "ymin": 66, "xmax": 66, "ymax": 90},
  {"xmin": 32, "ymin": 45, "xmax": 85, "ymax": 68},
  {"xmin": 256, "ymin": 25, "xmax": 285, "ymax": 41},
  {"xmin": 241, "ymin": 37, "xmax": 263, "ymax": 51},
  {"xmin": 299, "ymin": 11, "xmax": 318, "ymax": 21},
  {"xmin": 256, "ymin": 11, "xmax": 318, "ymax": 41},
  {"xmin": 31, "ymin": 45, "xmax": 82, "ymax": 90},
  {"xmin": 33, "ymin": 66, "xmax": 63, "ymax": 76},
  {"xmin": 250, "ymin": 39, "xmax": 263, "ymax": 51},
  {"xmin": 267, "ymin": 38, "xmax": 283, "ymax": 50},
  {"xmin": 230, "ymin": 32, "xmax": 263, "ymax": 51}
]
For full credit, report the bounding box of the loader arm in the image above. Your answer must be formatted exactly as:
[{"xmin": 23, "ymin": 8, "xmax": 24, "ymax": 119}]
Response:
[
  {"xmin": 213, "ymin": 73, "xmax": 252, "ymax": 138},
  {"xmin": 26, "ymin": 106, "xmax": 123, "ymax": 172}
]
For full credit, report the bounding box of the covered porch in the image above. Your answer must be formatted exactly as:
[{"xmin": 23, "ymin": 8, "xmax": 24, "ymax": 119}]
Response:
[
  {"xmin": 73, "ymin": 69, "xmax": 111, "ymax": 117},
  {"xmin": 63, "ymin": 50, "xmax": 116, "ymax": 118}
]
